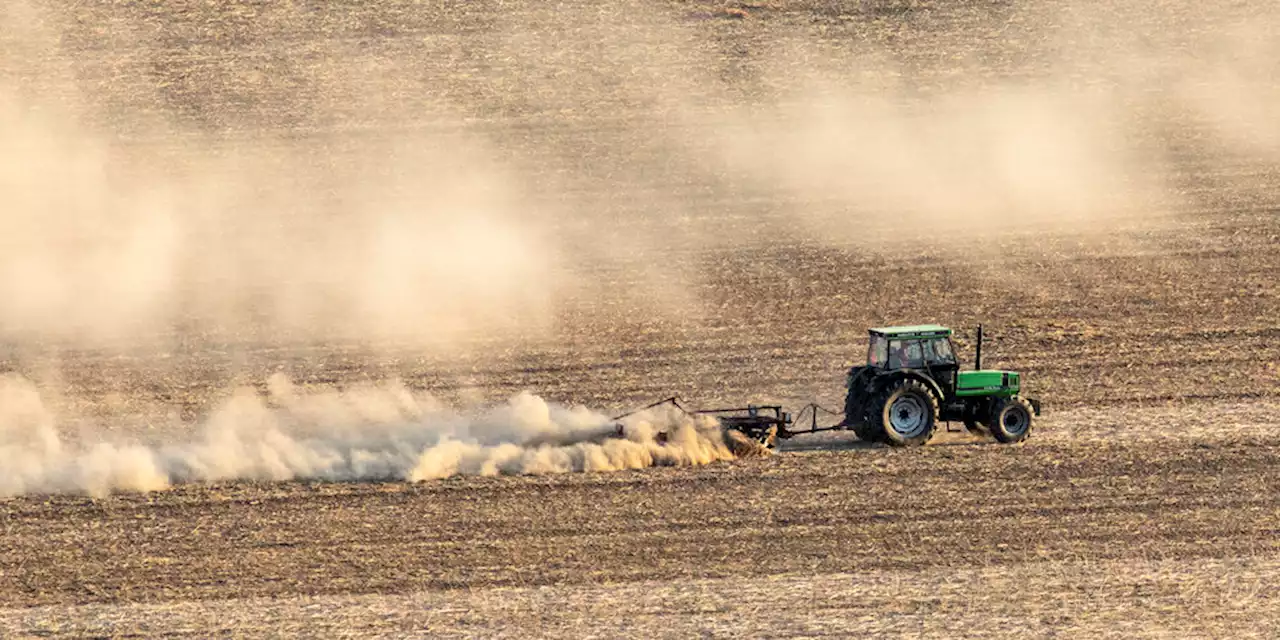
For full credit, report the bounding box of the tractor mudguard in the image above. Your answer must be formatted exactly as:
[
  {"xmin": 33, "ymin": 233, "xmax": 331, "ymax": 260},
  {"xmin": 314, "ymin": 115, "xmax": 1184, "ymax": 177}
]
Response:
[
  {"xmin": 846, "ymin": 369, "xmax": 945, "ymax": 427},
  {"xmin": 872, "ymin": 370, "xmax": 946, "ymax": 408}
]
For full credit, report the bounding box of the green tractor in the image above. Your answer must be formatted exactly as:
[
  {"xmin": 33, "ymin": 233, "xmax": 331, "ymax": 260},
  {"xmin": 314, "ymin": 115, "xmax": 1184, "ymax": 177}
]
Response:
[{"xmin": 843, "ymin": 325, "xmax": 1041, "ymax": 447}]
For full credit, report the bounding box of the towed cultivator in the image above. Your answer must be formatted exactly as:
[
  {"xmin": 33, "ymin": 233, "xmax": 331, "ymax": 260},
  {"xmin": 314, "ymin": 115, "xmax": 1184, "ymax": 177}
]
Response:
[{"xmin": 615, "ymin": 324, "xmax": 1042, "ymax": 448}]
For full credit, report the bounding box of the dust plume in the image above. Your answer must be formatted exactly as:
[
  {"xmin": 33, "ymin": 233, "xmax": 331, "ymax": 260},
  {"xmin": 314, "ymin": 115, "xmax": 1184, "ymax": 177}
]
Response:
[
  {"xmin": 1, "ymin": 0, "xmax": 1278, "ymax": 468},
  {"xmin": 0, "ymin": 374, "xmax": 751, "ymax": 498},
  {"xmin": 0, "ymin": 0, "xmax": 560, "ymax": 348},
  {"xmin": 1, "ymin": 0, "xmax": 1278, "ymax": 348}
]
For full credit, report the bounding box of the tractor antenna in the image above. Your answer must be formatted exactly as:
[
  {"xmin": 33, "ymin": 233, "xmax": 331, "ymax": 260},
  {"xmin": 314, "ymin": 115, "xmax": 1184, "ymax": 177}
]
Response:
[{"xmin": 975, "ymin": 324, "xmax": 984, "ymax": 371}]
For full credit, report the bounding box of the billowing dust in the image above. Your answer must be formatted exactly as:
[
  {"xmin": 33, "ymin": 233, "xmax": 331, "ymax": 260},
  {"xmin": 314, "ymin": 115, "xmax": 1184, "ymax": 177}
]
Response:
[
  {"xmin": 0, "ymin": 373, "xmax": 761, "ymax": 497},
  {"xmin": 1, "ymin": 0, "xmax": 1276, "ymax": 345},
  {"xmin": 1, "ymin": 1, "xmax": 1277, "ymax": 494}
]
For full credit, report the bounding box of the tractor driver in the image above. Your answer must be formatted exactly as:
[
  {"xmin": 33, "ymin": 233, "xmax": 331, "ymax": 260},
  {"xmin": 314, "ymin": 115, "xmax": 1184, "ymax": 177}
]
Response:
[
  {"xmin": 898, "ymin": 341, "xmax": 924, "ymax": 368},
  {"xmin": 890, "ymin": 342, "xmax": 910, "ymax": 369}
]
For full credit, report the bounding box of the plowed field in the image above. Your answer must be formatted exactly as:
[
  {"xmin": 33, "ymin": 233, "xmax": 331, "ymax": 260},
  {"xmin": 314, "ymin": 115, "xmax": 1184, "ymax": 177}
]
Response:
[{"xmin": 2, "ymin": 0, "xmax": 1278, "ymax": 637}]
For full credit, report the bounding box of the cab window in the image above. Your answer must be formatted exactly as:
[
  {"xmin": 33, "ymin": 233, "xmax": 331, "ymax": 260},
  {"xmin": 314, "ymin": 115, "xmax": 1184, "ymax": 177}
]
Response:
[
  {"xmin": 888, "ymin": 340, "xmax": 924, "ymax": 368},
  {"xmin": 925, "ymin": 338, "xmax": 956, "ymax": 365},
  {"xmin": 868, "ymin": 335, "xmax": 888, "ymax": 367}
]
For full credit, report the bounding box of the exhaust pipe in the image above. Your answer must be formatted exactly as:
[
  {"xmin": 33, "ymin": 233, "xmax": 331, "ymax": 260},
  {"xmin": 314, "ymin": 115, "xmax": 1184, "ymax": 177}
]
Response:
[{"xmin": 975, "ymin": 324, "xmax": 984, "ymax": 371}]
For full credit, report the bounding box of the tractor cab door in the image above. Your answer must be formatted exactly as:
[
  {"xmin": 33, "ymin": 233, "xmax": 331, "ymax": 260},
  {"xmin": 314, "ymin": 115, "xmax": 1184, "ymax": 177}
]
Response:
[
  {"xmin": 887, "ymin": 339, "xmax": 925, "ymax": 370},
  {"xmin": 922, "ymin": 337, "xmax": 959, "ymax": 396}
]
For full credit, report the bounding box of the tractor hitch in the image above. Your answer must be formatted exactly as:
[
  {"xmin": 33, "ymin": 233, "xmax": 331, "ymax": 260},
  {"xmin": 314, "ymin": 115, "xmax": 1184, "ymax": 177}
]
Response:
[{"xmin": 609, "ymin": 398, "xmax": 846, "ymax": 449}]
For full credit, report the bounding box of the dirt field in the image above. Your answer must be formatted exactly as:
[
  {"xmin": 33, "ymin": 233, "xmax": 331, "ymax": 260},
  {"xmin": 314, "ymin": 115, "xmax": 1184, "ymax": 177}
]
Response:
[
  {"xmin": 2, "ymin": 0, "xmax": 1279, "ymax": 637},
  {"xmin": 2, "ymin": 411, "xmax": 1279, "ymax": 636}
]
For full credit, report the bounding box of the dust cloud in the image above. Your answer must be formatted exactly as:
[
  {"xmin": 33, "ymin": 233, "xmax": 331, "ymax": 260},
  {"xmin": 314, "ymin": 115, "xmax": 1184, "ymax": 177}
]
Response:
[
  {"xmin": 0, "ymin": 0, "xmax": 559, "ymax": 347},
  {"xmin": 1, "ymin": 1, "xmax": 1277, "ymax": 347},
  {"xmin": 1, "ymin": 1, "xmax": 1277, "ymax": 482},
  {"xmin": 704, "ymin": 1, "xmax": 1280, "ymax": 250},
  {"xmin": 0, "ymin": 373, "xmax": 746, "ymax": 497}
]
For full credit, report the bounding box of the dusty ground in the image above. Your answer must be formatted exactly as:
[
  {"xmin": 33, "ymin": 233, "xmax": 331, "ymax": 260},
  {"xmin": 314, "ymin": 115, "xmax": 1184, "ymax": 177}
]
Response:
[
  {"xmin": 1, "ymin": 409, "xmax": 1279, "ymax": 636},
  {"xmin": 2, "ymin": 0, "xmax": 1280, "ymax": 637}
]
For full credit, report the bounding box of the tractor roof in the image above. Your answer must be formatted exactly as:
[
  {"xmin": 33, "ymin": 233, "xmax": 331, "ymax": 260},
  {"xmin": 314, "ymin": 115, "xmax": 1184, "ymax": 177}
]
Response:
[{"xmin": 869, "ymin": 324, "xmax": 952, "ymax": 339}]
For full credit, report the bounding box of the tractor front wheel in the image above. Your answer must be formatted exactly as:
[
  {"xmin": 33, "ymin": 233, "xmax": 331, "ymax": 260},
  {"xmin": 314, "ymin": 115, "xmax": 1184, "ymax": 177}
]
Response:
[
  {"xmin": 872, "ymin": 379, "xmax": 939, "ymax": 447},
  {"xmin": 987, "ymin": 396, "xmax": 1034, "ymax": 443}
]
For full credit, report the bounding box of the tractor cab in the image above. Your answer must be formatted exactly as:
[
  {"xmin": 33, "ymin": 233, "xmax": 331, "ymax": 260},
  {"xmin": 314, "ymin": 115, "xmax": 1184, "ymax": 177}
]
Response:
[{"xmin": 867, "ymin": 325, "xmax": 959, "ymax": 393}]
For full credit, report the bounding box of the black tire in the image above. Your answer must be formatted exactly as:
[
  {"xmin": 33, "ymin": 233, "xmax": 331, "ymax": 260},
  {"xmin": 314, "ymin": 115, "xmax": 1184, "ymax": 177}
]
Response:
[
  {"xmin": 871, "ymin": 379, "xmax": 939, "ymax": 447},
  {"xmin": 845, "ymin": 368, "xmax": 882, "ymax": 443},
  {"xmin": 851, "ymin": 419, "xmax": 884, "ymax": 443},
  {"xmin": 987, "ymin": 396, "xmax": 1033, "ymax": 443}
]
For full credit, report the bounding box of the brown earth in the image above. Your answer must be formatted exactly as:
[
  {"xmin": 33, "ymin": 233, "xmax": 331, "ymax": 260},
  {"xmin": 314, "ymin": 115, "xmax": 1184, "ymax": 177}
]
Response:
[
  {"xmin": 2, "ymin": 411, "xmax": 1279, "ymax": 636},
  {"xmin": 2, "ymin": 0, "xmax": 1279, "ymax": 637}
]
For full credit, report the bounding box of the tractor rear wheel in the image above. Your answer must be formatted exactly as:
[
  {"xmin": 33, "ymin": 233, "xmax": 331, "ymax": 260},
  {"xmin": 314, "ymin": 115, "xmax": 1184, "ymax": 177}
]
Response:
[
  {"xmin": 851, "ymin": 419, "xmax": 883, "ymax": 443},
  {"xmin": 872, "ymin": 379, "xmax": 939, "ymax": 447},
  {"xmin": 987, "ymin": 396, "xmax": 1033, "ymax": 443},
  {"xmin": 845, "ymin": 368, "xmax": 881, "ymax": 443}
]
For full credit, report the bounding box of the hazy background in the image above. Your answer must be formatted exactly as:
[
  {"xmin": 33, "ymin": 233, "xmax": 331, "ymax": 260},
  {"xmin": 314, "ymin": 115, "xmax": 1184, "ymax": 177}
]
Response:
[
  {"xmin": 3, "ymin": 11, "xmax": 1280, "ymax": 640},
  {"xmin": 1, "ymin": 0, "xmax": 1275, "ymax": 348}
]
